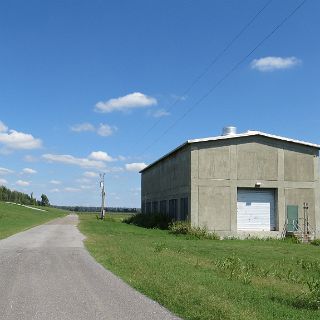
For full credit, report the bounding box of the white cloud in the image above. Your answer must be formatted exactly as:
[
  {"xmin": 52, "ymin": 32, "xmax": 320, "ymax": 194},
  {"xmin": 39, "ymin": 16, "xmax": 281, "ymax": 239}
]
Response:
[
  {"xmin": 50, "ymin": 188, "xmax": 60, "ymax": 193},
  {"xmin": 250, "ymin": 56, "xmax": 301, "ymax": 72},
  {"xmin": 0, "ymin": 122, "xmax": 42, "ymax": 150},
  {"xmin": 71, "ymin": 122, "xmax": 116, "ymax": 137},
  {"xmin": 89, "ymin": 151, "xmax": 115, "ymax": 162},
  {"xmin": 95, "ymin": 92, "xmax": 157, "ymax": 113},
  {"xmin": 22, "ymin": 168, "xmax": 37, "ymax": 174},
  {"xmin": 130, "ymin": 187, "xmax": 141, "ymax": 197},
  {"xmin": 97, "ymin": 123, "xmax": 117, "ymax": 137},
  {"xmin": 76, "ymin": 178, "xmax": 91, "ymax": 183},
  {"xmin": 0, "ymin": 148, "xmax": 12, "ymax": 155},
  {"xmin": 0, "ymin": 167, "xmax": 14, "ymax": 175},
  {"xmin": 24, "ymin": 155, "xmax": 38, "ymax": 162},
  {"xmin": 70, "ymin": 123, "xmax": 95, "ymax": 132},
  {"xmin": 118, "ymin": 155, "xmax": 126, "ymax": 161},
  {"xmin": 16, "ymin": 180, "xmax": 30, "ymax": 186},
  {"xmin": 125, "ymin": 162, "xmax": 147, "ymax": 172},
  {"xmin": 64, "ymin": 187, "xmax": 81, "ymax": 192},
  {"xmin": 43, "ymin": 154, "xmax": 105, "ymax": 169},
  {"xmin": 83, "ymin": 171, "xmax": 99, "ymax": 178},
  {"xmin": 0, "ymin": 130, "xmax": 42, "ymax": 150},
  {"xmin": 50, "ymin": 180, "xmax": 61, "ymax": 185},
  {"xmin": 0, "ymin": 178, "xmax": 8, "ymax": 185},
  {"xmin": 80, "ymin": 185, "xmax": 94, "ymax": 190},
  {"xmin": 0, "ymin": 121, "xmax": 8, "ymax": 132},
  {"xmin": 105, "ymin": 166, "xmax": 124, "ymax": 173},
  {"xmin": 152, "ymin": 109, "xmax": 170, "ymax": 118},
  {"xmin": 171, "ymin": 94, "xmax": 187, "ymax": 101}
]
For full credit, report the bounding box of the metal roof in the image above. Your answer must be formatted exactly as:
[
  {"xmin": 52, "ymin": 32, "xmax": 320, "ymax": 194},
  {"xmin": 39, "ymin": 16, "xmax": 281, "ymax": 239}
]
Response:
[{"xmin": 140, "ymin": 130, "xmax": 320, "ymax": 173}]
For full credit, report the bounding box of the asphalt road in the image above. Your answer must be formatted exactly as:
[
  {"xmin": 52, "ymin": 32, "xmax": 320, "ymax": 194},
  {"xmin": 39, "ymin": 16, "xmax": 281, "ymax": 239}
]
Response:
[{"xmin": 0, "ymin": 215, "xmax": 181, "ymax": 320}]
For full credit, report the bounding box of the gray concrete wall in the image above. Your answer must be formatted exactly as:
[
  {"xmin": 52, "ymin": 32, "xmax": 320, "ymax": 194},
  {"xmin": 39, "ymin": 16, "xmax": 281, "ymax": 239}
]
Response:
[
  {"xmin": 198, "ymin": 186, "xmax": 231, "ymax": 231},
  {"xmin": 284, "ymin": 188, "xmax": 315, "ymax": 227},
  {"xmin": 141, "ymin": 146, "xmax": 191, "ymax": 219},
  {"xmin": 237, "ymin": 142, "xmax": 278, "ymax": 181},
  {"xmin": 141, "ymin": 135, "xmax": 319, "ymax": 237},
  {"xmin": 190, "ymin": 136, "xmax": 319, "ymax": 236},
  {"xmin": 284, "ymin": 150, "xmax": 315, "ymax": 182}
]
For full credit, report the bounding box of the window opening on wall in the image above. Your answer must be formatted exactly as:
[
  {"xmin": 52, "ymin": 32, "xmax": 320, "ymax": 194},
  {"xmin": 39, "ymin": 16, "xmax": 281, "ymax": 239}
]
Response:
[
  {"xmin": 169, "ymin": 199, "xmax": 178, "ymax": 220},
  {"xmin": 180, "ymin": 197, "xmax": 188, "ymax": 221},
  {"xmin": 160, "ymin": 200, "xmax": 167, "ymax": 215},
  {"xmin": 152, "ymin": 201, "xmax": 159, "ymax": 214},
  {"xmin": 146, "ymin": 202, "xmax": 152, "ymax": 215}
]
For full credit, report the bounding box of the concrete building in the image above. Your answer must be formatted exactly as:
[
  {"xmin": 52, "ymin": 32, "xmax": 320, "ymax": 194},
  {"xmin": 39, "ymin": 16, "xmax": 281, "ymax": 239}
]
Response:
[{"xmin": 140, "ymin": 128, "xmax": 320, "ymax": 238}]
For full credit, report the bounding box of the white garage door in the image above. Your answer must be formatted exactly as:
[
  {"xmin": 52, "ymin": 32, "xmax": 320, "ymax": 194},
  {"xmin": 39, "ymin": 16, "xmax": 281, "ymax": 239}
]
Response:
[{"xmin": 237, "ymin": 189, "xmax": 275, "ymax": 231}]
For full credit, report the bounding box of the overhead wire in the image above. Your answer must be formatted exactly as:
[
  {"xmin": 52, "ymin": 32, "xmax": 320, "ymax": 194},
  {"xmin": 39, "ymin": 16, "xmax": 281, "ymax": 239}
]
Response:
[
  {"xmin": 133, "ymin": 0, "xmax": 274, "ymax": 148},
  {"xmin": 140, "ymin": 0, "xmax": 307, "ymax": 155}
]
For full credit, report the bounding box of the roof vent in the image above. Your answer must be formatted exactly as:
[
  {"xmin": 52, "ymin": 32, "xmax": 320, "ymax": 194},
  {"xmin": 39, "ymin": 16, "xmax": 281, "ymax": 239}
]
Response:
[{"xmin": 222, "ymin": 126, "xmax": 237, "ymax": 136}]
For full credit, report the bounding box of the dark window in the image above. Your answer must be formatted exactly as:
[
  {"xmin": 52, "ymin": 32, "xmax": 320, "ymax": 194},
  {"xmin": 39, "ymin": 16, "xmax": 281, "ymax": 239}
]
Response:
[
  {"xmin": 180, "ymin": 197, "xmax": 188, "ymax": 221},
  {"xmin": 160, "ymin": 200, "xmax": 167, "ymax": 215},
  {"xmin": 146, "ymin": 202, "xmax": 152, "ymax": 214},
  {"xmin": 152, "ymin": 201, "xmax": 159, "ymax": 214},
  {"xmin": 169, "ymin": 199, "xmax": 178, "ymax": 220}
]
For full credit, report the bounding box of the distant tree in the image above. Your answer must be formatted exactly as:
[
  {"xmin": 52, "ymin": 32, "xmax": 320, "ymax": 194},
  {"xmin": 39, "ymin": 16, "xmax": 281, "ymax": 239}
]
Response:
[
  {"xmin": 30, "ymin": 192, "xmax": 36, "ymax": 206},
  {"xmin": 40, "ymin": 194, "xmax": 50, "ymax": 206},
  {"xmin": 0, "ymin": 186, "xmax": 37, "ymax": 205}
]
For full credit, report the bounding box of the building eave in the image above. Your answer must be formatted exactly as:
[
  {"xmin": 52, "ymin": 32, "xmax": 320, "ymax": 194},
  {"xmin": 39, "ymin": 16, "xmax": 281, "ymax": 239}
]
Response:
[
  {"xmin": 139, "ymin": 141, "xmax": 189, "ymax": 173},
  {"xmin": 188, "ymin": 131, "xmax": 320, "ymax": 148},
  {"xmin": 140, "ymin": 131, "xmax": 320, "ymax": 173}
]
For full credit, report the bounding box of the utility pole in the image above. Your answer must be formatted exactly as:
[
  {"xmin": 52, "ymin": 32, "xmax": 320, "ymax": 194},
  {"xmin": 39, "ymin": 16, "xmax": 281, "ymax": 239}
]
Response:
[{"xmin": 99, "ymin": 173, "xmax": 106, "ymax": 220}]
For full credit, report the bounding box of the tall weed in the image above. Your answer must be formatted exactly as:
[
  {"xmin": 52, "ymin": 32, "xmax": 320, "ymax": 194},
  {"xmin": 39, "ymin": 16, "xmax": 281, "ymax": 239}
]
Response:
[
  {"xmin": 215, "ymin": 255, "xmax": 254, "ymax": 285},
  {"xmin": 310, "ymin": 239, "xmax": 320, "ymax": 246},
  {"xmin": 169, "ymin": 221, "xmax": 219, "ymax": 240},
  {"xmin": 123, "ymin": 213, "xmax": 171, "ymax": 229}
]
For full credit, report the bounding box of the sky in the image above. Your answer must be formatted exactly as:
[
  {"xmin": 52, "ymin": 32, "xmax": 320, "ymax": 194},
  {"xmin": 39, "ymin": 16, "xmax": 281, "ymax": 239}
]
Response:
[{"xmin": 0, "ymin": 0, "xmax": 319, "ymax": 207}]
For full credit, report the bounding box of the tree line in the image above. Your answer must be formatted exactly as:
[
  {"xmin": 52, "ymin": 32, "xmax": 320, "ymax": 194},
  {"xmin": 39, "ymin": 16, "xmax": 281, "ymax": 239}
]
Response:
[
  {"xmin": 0, "ymin": 186, "xmax": 50, "ymax": 206},
  {"xmin": 53, "ymin": 205, "xmax": 140, "ymax": 213}
]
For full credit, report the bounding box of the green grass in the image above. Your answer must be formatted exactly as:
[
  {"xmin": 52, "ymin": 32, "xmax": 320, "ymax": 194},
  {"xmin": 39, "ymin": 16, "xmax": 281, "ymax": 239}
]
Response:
[
  {"xmin": 77, "ymin": 212, "xmax": 133, "ymax": 220},
  {"xmin": 79, "ymin": 214, "xmax": 320, "ymax": 320},
  {"xmin": 0, "ymin": 201, "xmax": 67, "ymax": 240}
]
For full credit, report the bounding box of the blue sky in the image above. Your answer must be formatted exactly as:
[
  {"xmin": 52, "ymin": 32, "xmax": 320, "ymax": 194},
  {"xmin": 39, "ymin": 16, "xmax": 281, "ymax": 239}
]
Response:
[{"xmin": 0, "ymin": 0, "xmax": 319, "ymax": 207}]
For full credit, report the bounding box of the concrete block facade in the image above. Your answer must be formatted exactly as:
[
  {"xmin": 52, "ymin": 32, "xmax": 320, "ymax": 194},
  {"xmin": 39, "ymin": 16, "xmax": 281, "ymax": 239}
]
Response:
[
  {"xmin": 141, "ymin": 132, "xmax": 320, "ymax": 238},
  {"xmin": 141, "ymin": 147, "xmax": 191, "ymax": 220}
]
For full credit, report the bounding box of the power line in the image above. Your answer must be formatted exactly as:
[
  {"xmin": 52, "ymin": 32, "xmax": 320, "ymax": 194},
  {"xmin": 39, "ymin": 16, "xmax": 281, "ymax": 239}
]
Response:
[
  {"xmin": 141, "ymin": 0, "xmax": 307, "ymax": 155},
  {"xmin": 133, "ymin": 0, "xmax": 273, "ymax": 147}
]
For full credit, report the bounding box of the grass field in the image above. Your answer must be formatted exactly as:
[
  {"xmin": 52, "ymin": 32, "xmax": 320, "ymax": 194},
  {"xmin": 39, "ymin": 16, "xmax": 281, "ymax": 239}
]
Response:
[
  {"xmin": 79, "ymin": 214, "xmax": 320, "ymax": 320},
  {"xmin": 0, "ymin": 201, "xmax": 67, "ymax": 240}
]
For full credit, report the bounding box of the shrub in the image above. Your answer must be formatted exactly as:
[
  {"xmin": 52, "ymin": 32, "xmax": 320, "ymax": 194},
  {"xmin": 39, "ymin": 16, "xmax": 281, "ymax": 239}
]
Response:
[
  {"xmin": 169, "ymin": 221, "xmax": 219, "ymax": 240},
  {"xmin": 281, "ymin": 235, "xmax": 301, "ymax": 244},
  {"xmin": 123, "ymin": 213, "xmax": 171, "ymax": 230},
  {"xmin": 168, "ymin": 221, "xmax": 190, "ymax": 235},
  {"xmin": 310, "ymin": 239, "xmax": 320, "ymax": 246}
]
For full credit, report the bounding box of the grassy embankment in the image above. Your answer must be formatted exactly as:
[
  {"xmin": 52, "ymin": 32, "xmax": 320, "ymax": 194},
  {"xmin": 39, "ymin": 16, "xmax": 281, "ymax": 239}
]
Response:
[
  {"xmin": 79, "ymin": 213, "xmax": 320, "ymax": 320},
  {"xmin": 0, "ymin": 201, "xmax": 67, "ymax": 240}
]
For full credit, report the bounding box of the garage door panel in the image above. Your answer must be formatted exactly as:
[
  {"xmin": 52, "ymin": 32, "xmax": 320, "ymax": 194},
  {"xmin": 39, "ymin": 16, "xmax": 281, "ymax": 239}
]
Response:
[{"xmin": 237, "ymin": 189, "xmax": 275, "ymax": 231}]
